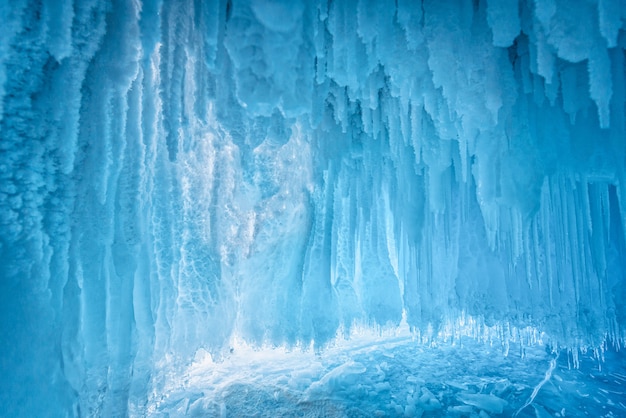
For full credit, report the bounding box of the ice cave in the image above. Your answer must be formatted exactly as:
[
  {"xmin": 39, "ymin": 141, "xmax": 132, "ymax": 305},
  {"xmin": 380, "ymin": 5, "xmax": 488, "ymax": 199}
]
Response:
[{"xmin": 1, "ymin": 0, "xmax": 626, "ymax": 416}]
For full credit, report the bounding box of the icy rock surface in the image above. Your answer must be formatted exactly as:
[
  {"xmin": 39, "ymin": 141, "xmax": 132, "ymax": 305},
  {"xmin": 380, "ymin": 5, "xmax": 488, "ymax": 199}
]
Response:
[{"xmin": 1, "ymin": 0, "xmax": 626, "ymax": 416}]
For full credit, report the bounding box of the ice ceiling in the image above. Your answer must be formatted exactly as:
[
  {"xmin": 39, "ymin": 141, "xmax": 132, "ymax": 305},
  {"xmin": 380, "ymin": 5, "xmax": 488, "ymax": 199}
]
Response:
[{"xmin": 1, "ymin": 0, "xmax": 625, "ymax": 415}]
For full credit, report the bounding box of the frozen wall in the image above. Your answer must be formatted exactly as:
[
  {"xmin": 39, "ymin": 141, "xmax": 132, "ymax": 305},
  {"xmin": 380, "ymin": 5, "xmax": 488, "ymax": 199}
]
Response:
[{"xmin": 1, "ymin": 0, "xmax": 625, "ymax": 415}]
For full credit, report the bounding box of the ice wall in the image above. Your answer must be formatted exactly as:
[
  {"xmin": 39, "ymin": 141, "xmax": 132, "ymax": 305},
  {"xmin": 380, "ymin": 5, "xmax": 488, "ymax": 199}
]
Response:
[{"xmin": 1, "ymin": 0, "xmax": 625, "ymax": 415}]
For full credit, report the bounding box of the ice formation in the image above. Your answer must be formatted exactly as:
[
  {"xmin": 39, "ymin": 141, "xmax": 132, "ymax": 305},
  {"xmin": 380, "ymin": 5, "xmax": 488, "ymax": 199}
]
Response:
[{"xmin": 0, "ymin": 0, "xmax": 625, "ymax": 415}]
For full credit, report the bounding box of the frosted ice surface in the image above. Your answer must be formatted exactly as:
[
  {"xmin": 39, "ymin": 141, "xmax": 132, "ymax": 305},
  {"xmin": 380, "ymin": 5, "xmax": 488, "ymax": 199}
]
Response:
[
  {"xmin": 456, "ymin": 393, "xmax": 507, "ymax": 414},
  {"xmin": 0, "ymin": 0, "xmax": 625, "ymax": 416},
  {"xmin": 486, "ymin": 0, "xmax": 521, "ymax": 47},
  {"xmin": 151, "ymin": 333, "xmax": 626, "ymax": 417}
]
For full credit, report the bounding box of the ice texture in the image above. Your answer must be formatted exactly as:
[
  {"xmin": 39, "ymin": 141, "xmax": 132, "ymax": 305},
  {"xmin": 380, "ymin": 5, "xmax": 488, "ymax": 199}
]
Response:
[
  {"xmin": 152, "ymin": 333, "xmax": 626, "ymax": 417},
  {"xmin": 0, "ymin": 0, "xmax": 625, "ymax": 415}
]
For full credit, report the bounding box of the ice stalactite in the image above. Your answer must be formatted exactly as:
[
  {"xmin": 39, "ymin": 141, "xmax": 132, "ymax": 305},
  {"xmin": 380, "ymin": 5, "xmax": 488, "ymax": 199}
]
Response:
[{"xmin": 0, "ymin": 0, "xmax": 625, "ymax": 415}]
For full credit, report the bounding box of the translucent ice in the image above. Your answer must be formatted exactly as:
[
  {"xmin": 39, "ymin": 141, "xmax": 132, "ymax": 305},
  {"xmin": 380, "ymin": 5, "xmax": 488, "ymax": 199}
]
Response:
[{"xmin": 0, "ymin": 0, "xmax": 625, "ymax": 415}]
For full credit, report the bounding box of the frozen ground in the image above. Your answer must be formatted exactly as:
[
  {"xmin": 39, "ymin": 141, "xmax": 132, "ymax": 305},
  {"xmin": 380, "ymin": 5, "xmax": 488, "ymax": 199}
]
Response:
[{"xmin": 149, "ymin": 331, "xmax": 626, "ymax": 417}]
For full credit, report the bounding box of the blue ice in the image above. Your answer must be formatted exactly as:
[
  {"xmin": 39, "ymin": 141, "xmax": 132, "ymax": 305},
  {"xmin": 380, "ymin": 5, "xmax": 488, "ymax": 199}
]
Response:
[{"xmin": 1, "ymin": 0, "xmax": 625, "ymax": 416}]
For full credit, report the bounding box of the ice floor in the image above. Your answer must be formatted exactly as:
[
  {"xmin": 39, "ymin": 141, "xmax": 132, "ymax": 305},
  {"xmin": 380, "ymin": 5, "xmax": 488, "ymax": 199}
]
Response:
[{"xmin": 149, "ymin": 331, "xmax": 626, "ymax": 417}]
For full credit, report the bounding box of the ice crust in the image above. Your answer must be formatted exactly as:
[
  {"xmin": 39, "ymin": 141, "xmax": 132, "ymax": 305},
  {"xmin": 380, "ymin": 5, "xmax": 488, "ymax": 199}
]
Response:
[
  {"xmin": 151, "ymin": 333, "xmax": 626, "ymax": 417},
  {"xmin": 0, "ymin": 0, "xmax": 625, "ymax": 415}
]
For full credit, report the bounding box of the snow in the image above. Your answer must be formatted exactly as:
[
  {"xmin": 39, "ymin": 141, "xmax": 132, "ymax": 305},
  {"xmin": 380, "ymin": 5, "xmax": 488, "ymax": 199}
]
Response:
[{"xmin": 1, "ymin": 0, "xmax": 625, "ymax": 416}]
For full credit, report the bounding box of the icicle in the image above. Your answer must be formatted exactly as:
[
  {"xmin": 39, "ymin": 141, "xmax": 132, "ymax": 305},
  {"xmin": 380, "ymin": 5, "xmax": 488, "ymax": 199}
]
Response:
[
  {"xmin": 588, "ymin": 46, "xmax": 613, "ymax": 129},
  {"xmin": 486, "ymin": 0, "xmax": 520, "ymax": 48}
]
